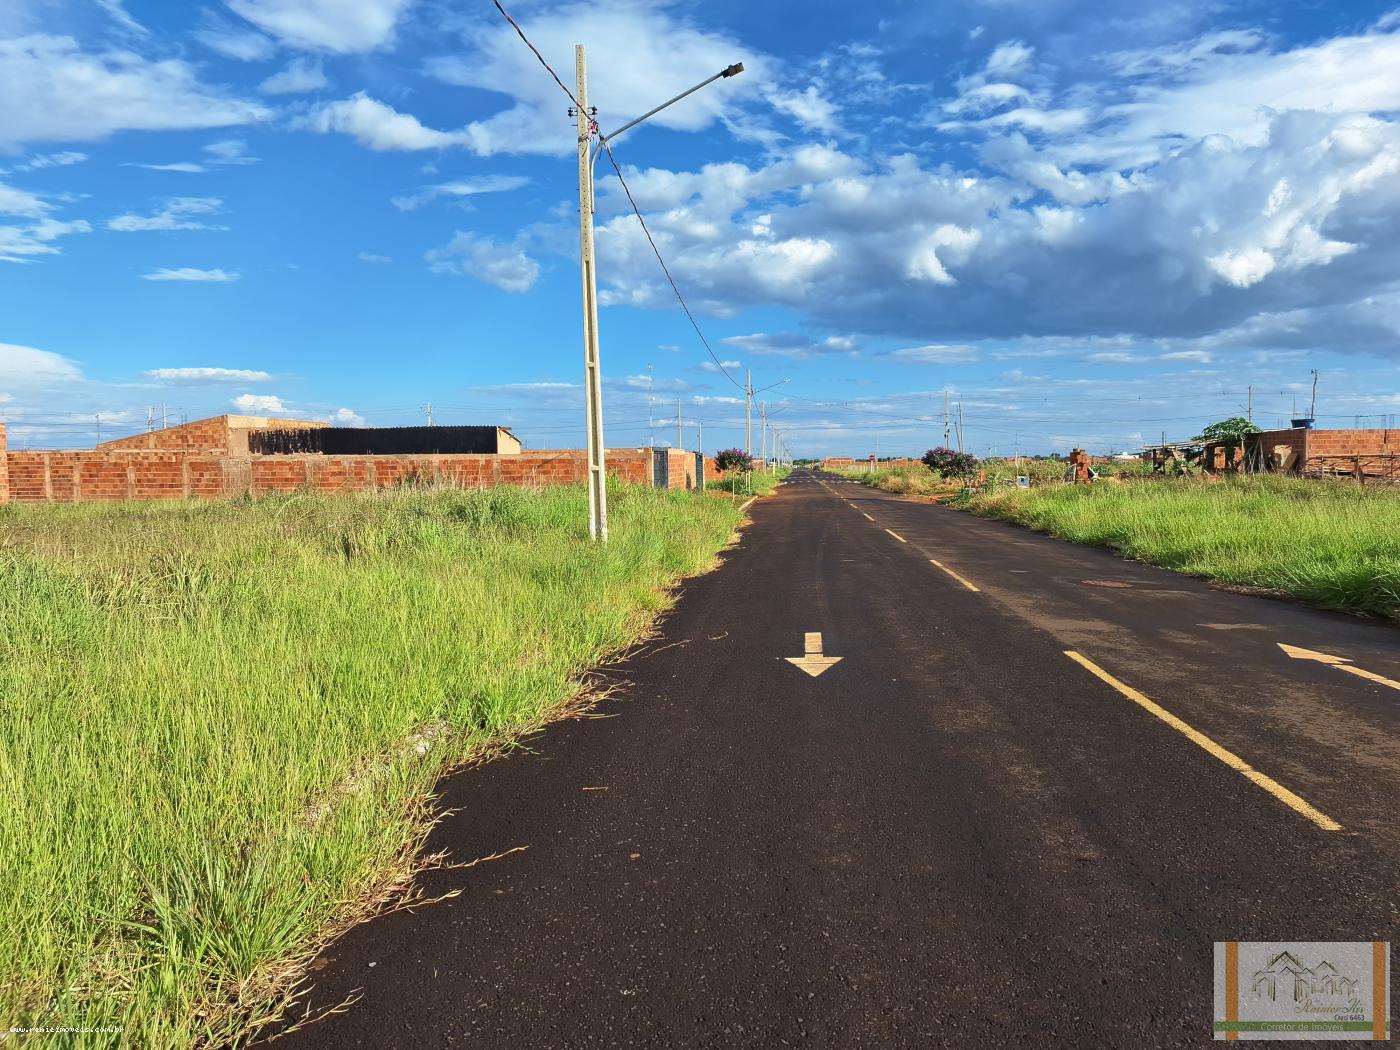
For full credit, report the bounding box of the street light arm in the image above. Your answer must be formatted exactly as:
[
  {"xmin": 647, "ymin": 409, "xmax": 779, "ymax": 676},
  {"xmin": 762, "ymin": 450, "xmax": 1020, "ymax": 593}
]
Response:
[{"xmin": 599, "ymin": 62, "xmax": 745, "ymax": 147}]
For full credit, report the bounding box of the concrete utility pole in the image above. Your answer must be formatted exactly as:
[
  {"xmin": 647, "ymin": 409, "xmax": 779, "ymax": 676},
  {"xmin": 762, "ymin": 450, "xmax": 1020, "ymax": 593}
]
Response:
[
  {"xmin": 745, "ymin": 369, "xmax": 752, "ymax": 455},
  {"xmin": 425, "ymin": 401, "xmax": 434, "ymax": 426},
  {"xmin": 944, "ymin": 389, "xmax": 950, "ymax": 448},
  {"xmin": 1309, "ymin": 369, "xmax": 1319, "ymax": 421},
  {"xmin": 575, "ymin": 45, "xmax": 608, "ymax": 542},
  {"xmin": 564, "ymin": 50, "xmax": 742, "ymax": 530},
  {"xmin": 761, "ymin": 402, "xmax": 768, "ymax": 470}
]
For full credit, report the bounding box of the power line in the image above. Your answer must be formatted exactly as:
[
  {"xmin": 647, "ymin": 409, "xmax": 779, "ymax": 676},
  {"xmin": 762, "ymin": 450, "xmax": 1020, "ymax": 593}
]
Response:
[
  {"xmin": 598, "ymin": 140, "xmax": 745, "ymax": 392},
  {"xmin": 491, "ymin": 0, "xmax": 581, "ymax": 111}
]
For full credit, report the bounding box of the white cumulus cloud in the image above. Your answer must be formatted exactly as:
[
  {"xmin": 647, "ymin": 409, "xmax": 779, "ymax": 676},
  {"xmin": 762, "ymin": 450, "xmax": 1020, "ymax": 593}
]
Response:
[
  {"xmin": 426, "ymin": 232, "xmax": 539, "ymax": 293},
  {"xmin": 391, "ymin": 174, "xmax": 530, "ymax": 211},
  {"xmin": 0, "ymin": 35, "xmax": 269, "ymax": 150},
  {"xmin": 109, "ymin": 197, "xmax": 225, "ymax": 232},
  {"xmin": 142, "ymin": 267, "xmax": 241, "ymax": 282},
  {"xmin": 301, "ymin": 92, "xmax": 481, "ymax": 151},
  {"xmin": 0, "ymin": 342, "xmax": 82, "ymax": 382},
  {"xmin": 887, "ymin": 345, "xmax": 980, "ymax": 364},
  {"xmin": 231, "ymin": 393, "xmax": 286, "ymax": 413},
  {"xmin": 145, "ymin": 367, "xmax": 272, "ymax": 384},
  {"xmin": 226, "ymin": 0, "xmax": 413, "ymax": 53},
  {"xmin": 259, "ymin": 58, "xmax": 328, "ymax": 95}
]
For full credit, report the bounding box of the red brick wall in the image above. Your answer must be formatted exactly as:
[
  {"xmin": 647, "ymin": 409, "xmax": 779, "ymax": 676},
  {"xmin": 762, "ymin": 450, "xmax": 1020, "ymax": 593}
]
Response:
[
  {"xmin": 1304, "ymin": 429, "xmax": 1395, "ymax": 454},
  {"xmin": 1251, "ymin": 429, "xmax": 1309, "ymax": 470},
  {"xmin": 666, "ymin": 452, "xmax": 697, "ymax": 490},
  {"xmin": 3, "ymin": 448, "xmax": 654, "ymax": 503},
  {"xmin": 96, "ymin": 414, "xmax": 328, "ymax": 453},
  {"xmin": 0, "ymin": 423, "xmax": 8, "ymax": 504},
  {"xmin": 98, "ymin": 418, "xmax": 235, "ymax": 452},
  {"xmin": 1249, "ymin": 428, "xmax": 1400, "ymax": 474},
  {"xmin": 703, "ymin": 456, "xmax": 723, "ymax": 484},
  {"xmin": 242, "ymin": 451, "xmax": 651, "ymax": 495}
]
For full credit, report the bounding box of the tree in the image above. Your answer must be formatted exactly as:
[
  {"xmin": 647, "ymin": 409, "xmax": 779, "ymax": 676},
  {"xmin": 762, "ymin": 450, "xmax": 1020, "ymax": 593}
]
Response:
[
  {"xmin": 1196, "ymin": 417, "xmax": 1260, "ymax": 446},
  {"xmin": 714, "ymin": 448, "xmax": 755, "ymax": 472},
  {"xmin": 921, "ymin": 446, "xmax": 980, "ymax": 478}
]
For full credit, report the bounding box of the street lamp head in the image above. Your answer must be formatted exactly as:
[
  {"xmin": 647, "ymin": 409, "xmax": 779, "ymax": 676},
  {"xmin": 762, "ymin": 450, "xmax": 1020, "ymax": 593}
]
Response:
[{"xmin": 722, "ymin": 62, "xmax": 745, "ymax": 78}]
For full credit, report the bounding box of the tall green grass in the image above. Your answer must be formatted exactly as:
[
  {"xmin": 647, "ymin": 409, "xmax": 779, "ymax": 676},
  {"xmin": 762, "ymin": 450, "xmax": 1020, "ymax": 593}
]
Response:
[
  {"xmin": 0, "ymin": 483, "xmax": 741, "ymax": 1047},
  {"xmin": 965, "ymin": 476, "xmax": 1400, "ymax": 618}
]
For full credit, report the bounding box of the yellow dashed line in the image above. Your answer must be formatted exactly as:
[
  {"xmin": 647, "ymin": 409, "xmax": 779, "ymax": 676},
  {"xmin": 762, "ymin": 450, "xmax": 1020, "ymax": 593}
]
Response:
[
  {"xmin": 1063, "ymin": 651, "xmax": 1341, "ymax": 832},
  {"xmin": 862, "ymin": 512, "xmax": 875, "ymax": 521},
  {"xmin": 885, "ymin": 528, "xmax": 906, "ymax": 543},
  {"xmin": 929, "ymin": 559, "xmax": 981, "ymax": 592}
]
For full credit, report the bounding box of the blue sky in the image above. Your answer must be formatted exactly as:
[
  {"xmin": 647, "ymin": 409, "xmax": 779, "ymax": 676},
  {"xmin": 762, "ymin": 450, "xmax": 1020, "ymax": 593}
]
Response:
[{"xmin": 2, "ymin": 0, "xmax": 1399, "ymax": 458}]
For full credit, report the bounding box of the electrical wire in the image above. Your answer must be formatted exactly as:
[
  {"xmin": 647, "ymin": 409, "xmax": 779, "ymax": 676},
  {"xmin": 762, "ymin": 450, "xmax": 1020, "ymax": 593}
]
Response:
[
  {"xmin": 491, "ymin": 0, "xmax": 581, "ymax": 111},
  {"xmin": 597, "ymin": 140, "xmax": 745, "ymax": 393},
  {"xmin": 489, "ymin": 0, "xmax": 747, "ymax": 398}
]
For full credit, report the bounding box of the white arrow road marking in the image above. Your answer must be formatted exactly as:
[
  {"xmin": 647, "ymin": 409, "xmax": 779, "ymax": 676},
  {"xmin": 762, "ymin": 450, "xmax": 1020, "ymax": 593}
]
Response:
[
  {"xmin": 785, "ymin": 631, "xmax": 843, "ymax": 678},
  {"xmin": 1279, "ymin": 643, "xmax": 1400, "ymax": 693}
]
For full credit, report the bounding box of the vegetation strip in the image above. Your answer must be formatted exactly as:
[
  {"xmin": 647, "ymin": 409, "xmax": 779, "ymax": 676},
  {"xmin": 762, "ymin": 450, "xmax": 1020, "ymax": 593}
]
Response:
[
  {"xmin": 841, "ymin": 464, "xmax": 1400, "ymax": 621},
  {"xmin": 965, "ymin": 476, "xmax": 1400, "ymax": 620},
  {"xmin": 0, "ymin": 483, "xmax": 745, "ymax": 1046}
]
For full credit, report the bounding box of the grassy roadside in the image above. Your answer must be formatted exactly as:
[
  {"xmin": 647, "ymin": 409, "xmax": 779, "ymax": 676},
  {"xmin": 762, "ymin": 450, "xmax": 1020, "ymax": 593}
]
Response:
[
  {"xmin": 835, "ymin": 465, "xmax": 959, "ymax": 497},
  {"xmin": 964, "ymin": 476, "xmax": 1400, "ymax": 619},
  {"xmin": 0, "ymin": 483, "xmax": 744, "ymax": 1047},
  {"xmin": 708, "ymin": 467, "xmax": 790, "ymax": 499}
]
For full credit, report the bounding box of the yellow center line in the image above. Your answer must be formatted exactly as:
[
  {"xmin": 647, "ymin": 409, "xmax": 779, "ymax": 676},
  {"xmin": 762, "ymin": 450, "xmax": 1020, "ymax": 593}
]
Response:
[
  {"xmin": 862, "ymin": 512, "xmax": 875, "ymax": 521},
  {"xmin": 885, "ymin": 528, "xmax": 906, "ymax": 542},
  {"xmin": 929, "ymin": 558, "xmax": 981, "ymax": 592},
  {"xmin": 1063, "ymin": 651, "xmax": 1341, "ymax": 831},
  {"xmin": 1339, "ymin": 664, "xmax": 1400, "ymax": 692}
]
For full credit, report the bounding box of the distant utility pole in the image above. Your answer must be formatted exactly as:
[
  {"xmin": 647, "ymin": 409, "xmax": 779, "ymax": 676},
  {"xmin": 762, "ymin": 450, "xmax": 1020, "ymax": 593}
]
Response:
[
  {"xmin": 425, "ymin": 401, "xmax": 434, "ymax": 426},
  {"xmin": 574, "ymin": 45, "xmax": 608, "ymax": 542},
  {"xmin": 161, "ymin": 403, "xmax": 168, "ymax": 429},
  {"xmin": 745, "ymin": 369, "xmax": 752, "ymax": 454},
  {"xmin": 955, "ymin": 403, "xmax": 965, "ymax": 453},
  {"xmin": 761, "ymin": 402, "xmax": 768, "ymax": 468},
  {"xmin": 146, "ymin": 407, "xmax": 154, "ymax": 432},
  {"xmin": 1247, "ymin": 385, "xmax": 1253, "ymax": 424},
  {"xmin": 943, "ymin": 389, "xmax": 950, "ymax": 448},
  {"xmin": 95, "ymin": 413, "xmax": 101, "ymax": 443},
  {"xmin": 1309, "ymin": 369, "xmax": 1319, "ymax": 421},
  {"xmin": 743, "ymin": 370, "xmax": 789, "ymax": 457}
]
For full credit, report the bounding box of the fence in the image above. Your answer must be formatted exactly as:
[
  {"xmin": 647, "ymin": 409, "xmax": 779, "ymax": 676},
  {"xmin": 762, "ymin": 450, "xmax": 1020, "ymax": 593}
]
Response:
[{"xmin": 1, "ymin": 448, "xmax": 654, "ymax": 504}]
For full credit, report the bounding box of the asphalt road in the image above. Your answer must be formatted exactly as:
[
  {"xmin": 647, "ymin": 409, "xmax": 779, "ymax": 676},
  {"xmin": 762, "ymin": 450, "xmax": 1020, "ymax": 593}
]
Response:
[{"xmin": 273, "ymin": 469, "xmax": 1398, "ymax": 1048}]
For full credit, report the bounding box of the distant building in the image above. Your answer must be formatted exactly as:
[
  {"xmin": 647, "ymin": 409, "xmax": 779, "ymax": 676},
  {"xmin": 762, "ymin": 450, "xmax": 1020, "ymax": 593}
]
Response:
[
  {"xmin": 249, "ymin": 424, "xmax": 522, "ymax": 456},
  {"xmin": 1245, "ymin": 426, "xmax": 1396, "ymax": 480}
]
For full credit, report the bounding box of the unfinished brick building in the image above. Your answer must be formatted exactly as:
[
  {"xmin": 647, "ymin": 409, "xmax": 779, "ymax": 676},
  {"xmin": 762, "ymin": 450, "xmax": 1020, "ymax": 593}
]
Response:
[
  {"xmin": 1246, "ymin": 427, "xmax": 1398, "ymax": 481},
  {"xmin": 0, "ymin": 415, "xmax": 708, "ymax": 504}
]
